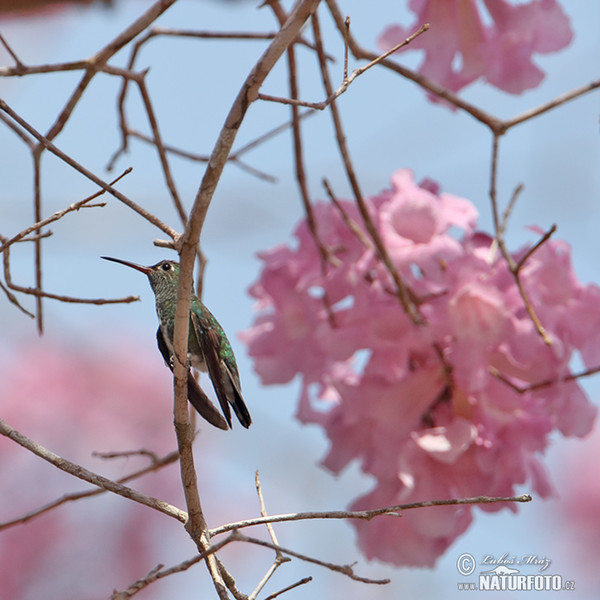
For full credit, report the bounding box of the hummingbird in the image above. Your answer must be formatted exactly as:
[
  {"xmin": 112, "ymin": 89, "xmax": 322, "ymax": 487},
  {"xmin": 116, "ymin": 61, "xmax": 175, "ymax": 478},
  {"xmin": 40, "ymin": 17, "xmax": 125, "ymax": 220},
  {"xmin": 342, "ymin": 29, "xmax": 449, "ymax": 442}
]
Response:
[{"xmin": 101, "ymin": 256, "xmax": 251, "ymax": 430}]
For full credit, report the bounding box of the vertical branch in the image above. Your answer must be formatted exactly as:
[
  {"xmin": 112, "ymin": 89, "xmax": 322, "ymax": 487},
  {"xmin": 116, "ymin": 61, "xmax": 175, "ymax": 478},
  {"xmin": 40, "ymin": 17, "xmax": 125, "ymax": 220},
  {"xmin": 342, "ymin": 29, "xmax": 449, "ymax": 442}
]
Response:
[
  {"xmin": 311, "ymin": 12, "xmax": 422, "ymax": 324},
  {"xmin": 136, "ymin": 73, "xmax": 187, "ymax": 225},
  {"xmin": 268, "ymin": 0, "xmax": 338, "ymax": 326},
  {"xmin": 488, "ymin": 134, "xmax": 552, "ymax": 345},
  {"xmin": 178, "ymin": 0, "xmax": 321, "ymax": 252},
  {"xmin": 170, "ymin": 2, "xmax": 322, "ymax": 596},
  {"xmin": 247, "ymin": 471, "xmax": 292, "ymax": 600},
  {"xmin": 173, "ymin": 393, "xmax": 229, "ymax": 599},
  {"xmin": 489, "ymin": 133, "xmax": 504, "ymax": 254},
  {"xmin": 32, "ymin": 150, "xmax": 43, "ymax": 333}
]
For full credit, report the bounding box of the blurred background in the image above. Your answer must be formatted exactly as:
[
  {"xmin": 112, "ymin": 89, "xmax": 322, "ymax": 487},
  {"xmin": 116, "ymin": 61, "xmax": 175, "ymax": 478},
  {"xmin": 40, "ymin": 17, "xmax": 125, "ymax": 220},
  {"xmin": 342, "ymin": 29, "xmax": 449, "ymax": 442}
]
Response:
[{"xmin": 0, "ymin": 0, "xmax": 599, "ymax": 598}]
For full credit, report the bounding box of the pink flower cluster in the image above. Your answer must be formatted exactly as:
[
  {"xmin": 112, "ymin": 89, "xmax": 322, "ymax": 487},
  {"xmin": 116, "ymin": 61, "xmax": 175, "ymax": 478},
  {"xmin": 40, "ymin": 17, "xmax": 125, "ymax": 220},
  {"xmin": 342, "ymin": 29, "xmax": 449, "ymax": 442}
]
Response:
[
  {"xmin": 243, "ymin": 168, "xmax": 599, "ymax": 567},
  {"xmin": 378, "ymin": 0, "xmax": 573, "ymax": 96}
]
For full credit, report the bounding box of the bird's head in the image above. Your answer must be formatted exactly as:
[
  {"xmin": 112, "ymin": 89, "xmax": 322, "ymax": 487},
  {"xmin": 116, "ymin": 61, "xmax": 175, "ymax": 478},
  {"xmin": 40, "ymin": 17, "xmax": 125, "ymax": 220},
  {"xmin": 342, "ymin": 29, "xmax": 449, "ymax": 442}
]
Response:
[{"xmin": 101, "ymin": 257, "xmax": 182, "ymax": 295}]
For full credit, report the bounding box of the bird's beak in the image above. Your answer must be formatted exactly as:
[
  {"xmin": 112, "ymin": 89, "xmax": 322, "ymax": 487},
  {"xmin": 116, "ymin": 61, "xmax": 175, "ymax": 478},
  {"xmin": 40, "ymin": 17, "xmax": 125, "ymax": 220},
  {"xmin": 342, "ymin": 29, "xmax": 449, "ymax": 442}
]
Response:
[{"xmin": 101, "ymin": 256, "xmax": 152, "ymax": 275}]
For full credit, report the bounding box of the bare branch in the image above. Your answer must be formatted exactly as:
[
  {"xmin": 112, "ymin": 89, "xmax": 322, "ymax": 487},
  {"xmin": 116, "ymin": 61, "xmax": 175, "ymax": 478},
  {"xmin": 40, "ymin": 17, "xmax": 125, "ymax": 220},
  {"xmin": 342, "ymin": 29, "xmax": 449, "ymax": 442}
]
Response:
[
  {"xmin": 499, "ymin": 183, "xmax": 525, "ymax": 237},
  {"xmin": 237, "ymin": 533, "xmax": 390, "ymax": 585},
  {"xmin": 33, "ymin": 152, "xmax": 43, "ymax": 332},
  {"xmin": 2, "ymin": 242, "xmax": 139, "ymax": 306},
  {"xmin": 255, "ymin": 470, "xmax": 282, "ymax": 550},
  {"xmin": 259, "ymin": 19, "xmax": 429, "ymax": 109},
  {"xmin": 0, "ymin": 99, "xmax": 178, "ymax": 239},
  {"xmin": 0, "ymin": 417, "xmax": 187, "ymax": 522},
  {"xmin": 514, "ymin": 224, "xmax": 557, "ymax": 273},
  {"xmin": 110, "ymin": 534, "xmax": 237, "ymax": 600},
  {"xmin": 490, "ymin": 364, "xmax": 600, "ymax": 393},
  {"xmin": 0, "ymin": 168, "xmax": 132, "ymax": 254},
  {"xmin": 124, "ymin": 128, "xmax": 278, "ymax": 183},
  {"xmin": 248, "ymin": 471, "xmax": 291, "ymax": 600},
  {"xmin": 0, "ymin": 32, "xmax": 25, "ymax": 68},
  {"xmin": 0, "ymin": 110, "xmax": 34, "ymax": 149},
  {"xmin": 488, "ymin": 135, "xmax": 554, "ymax": 345},
  {"xmin": 135, "ymin": 73, "xmax": 187, "ymax": 224},
  {"xmin": 0, "ymin": 280, "xmax": 34, "ymax": 318},
  {"xmin": 322, "ymin": 178, "xmax": 371, "ymax": 248},
  {"xmin": 311, "ymin": 11, "xmax": 422, "ymax": 324},
  {"xmin": 169, "ymin": 7, "xmax": 322, "ymax": 597},
  {"xmin": 0, "ymin": 450, "xmax": 180, "ymax": 532},
  {"xmin": 210, "ymin": 494, "xmax": 532, "ymax": 536},
  {"xmin": 504, "ymin": 78, "xmax": 600, "ymax": 129},
  {"xmin": 180, "ymin": 0, "xmax": 321, "ymax": 253},
  {"xmin": 268, "ymin": 0, "xmax": 339, "ymax": 327},
  {"xmin": 264, "ymin": 577, "xmax": 313, "ymax": 600}
]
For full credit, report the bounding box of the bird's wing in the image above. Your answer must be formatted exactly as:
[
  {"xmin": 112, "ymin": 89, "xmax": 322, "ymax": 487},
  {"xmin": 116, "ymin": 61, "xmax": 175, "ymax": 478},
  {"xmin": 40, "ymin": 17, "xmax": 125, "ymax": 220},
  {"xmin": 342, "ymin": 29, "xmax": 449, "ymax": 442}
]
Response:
[
  {"xmin": 155, "ymin": 327, "xmax": 228, "ymax": 430},
  {"xmin": 222, "ymin": 360, "xmax": 252, "ymax": 428},
  {"xmin": 191, "ymin": 315, "xmax": 252, "ymax": 429},
  {"xmin": 190, "ymin": 315, "xmax": 233, "ymax": 428},
  {"xmin": 156, "ymin": 325, "xmax": 173, "ymax": 367}
]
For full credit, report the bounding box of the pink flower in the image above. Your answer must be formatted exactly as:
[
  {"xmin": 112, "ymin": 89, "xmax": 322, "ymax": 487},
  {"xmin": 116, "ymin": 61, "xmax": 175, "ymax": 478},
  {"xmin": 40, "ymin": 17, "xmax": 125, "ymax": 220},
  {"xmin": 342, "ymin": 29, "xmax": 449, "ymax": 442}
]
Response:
[
  {"xmin": 378, "ymin": 0, "xmax": 573, "ymax": 96},
  {"xmin": 244, "ymin": 168, "xmax": 599, "ymax": 567}
]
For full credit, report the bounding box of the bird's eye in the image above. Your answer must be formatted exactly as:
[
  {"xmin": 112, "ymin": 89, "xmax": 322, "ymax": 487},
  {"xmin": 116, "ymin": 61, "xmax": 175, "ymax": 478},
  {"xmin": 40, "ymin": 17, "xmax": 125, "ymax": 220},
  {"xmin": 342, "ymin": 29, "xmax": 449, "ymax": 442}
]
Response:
[{"xmin": 161, "ymin": 263, "xmax": 171, "ymax": 271}]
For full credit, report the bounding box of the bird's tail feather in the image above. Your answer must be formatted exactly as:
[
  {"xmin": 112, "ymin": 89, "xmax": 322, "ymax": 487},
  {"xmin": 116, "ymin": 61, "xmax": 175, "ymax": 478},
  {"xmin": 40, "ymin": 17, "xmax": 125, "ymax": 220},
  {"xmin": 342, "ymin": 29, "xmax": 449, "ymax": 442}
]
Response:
[{"xmin": 187, "ymin": 373, "xmax": 229, "ymax": 430}]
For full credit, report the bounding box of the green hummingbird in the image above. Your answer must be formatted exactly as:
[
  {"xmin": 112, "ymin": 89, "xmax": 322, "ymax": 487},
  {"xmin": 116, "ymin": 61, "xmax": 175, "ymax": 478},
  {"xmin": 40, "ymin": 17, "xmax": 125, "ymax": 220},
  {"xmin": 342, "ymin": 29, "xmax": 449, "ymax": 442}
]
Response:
[{"xmin": 101, "ymin": 256, "xmax": 251, "ymax": 430}]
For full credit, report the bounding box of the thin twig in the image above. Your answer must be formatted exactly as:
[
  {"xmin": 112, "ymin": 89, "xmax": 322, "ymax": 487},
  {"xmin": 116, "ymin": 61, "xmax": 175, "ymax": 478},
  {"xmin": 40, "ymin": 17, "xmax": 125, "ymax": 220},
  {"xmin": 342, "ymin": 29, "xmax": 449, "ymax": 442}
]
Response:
[
  {"xmin": 136, "ymin": 73, "xmax": 187, "ymax": 225},
  {"xmin": 264, "ymin": 577, "xmax": 313, "ymax": 600},
  {"xmin": 0, "ymin": 60, "xmax": 142, "ymax": 78},
  {"xmin": 248, "ymin": 471, "xmax": 291, "ymax": 600},
  {"xmin": 343, "ymin": 16, "xmax": 350, "ymax": 80},
  {"xmin": 0, "ymin": 110, "xmax": 35, "ymax": 147},
  {"xmin": 255, "ymin": 471, "xmax": 282, "ymax": 550},
  {"xmin": 489, "ymin": 134, "xmax": 503, "ymax": 247},
  {"xmin": 0, "ymin": 32, "xmax": 24, "ymax": 68},
  {"xmin": 110, "ymin": 534, "xmax": 237, "ymax": 600},
  {"xmin": 210, "ymin": 494, "xmax": 532, "ymax": 536},
  {"xmin": 0, "ymin": 99, "xmax": 178, "ymax": 240},
  {"xmin": 311, "ymin": 11, "xmax": 422, "ymax": 324},
  {"xmin": 268, "ymin": 0, "xmax": 339, "ymax": 327},
  {"xmin": 124, "ymin": 128, "xmax": 278, "ymax": 183},
  {"xmin": 488, "ymin": 135, "xmax": 553, "ymax": 344},
  {"xmin": 0, "ymin": 280, "xmax": 34, "ymax": 318},
  {"xmin": 259, "ymin": 23, "xmax": 429, "ymax": 109},
  {"xmin": 0, "ymin": 168, "xmax": 132, "ymax": 253},
  {"xmin": 92, "ymin": 448, "xmax": 162, "ymax": 462},
  {"xmin": 2, "ymin": 242, "xmax": 138, "ymax": 306},
  {"xmin": 499, "ymin": 183, "xmax": 524, "ymax": 237},
  {"xmin": 322, "ymin": 178, "xmax": 372, "ymax": 248},
  {"xmin": 490, "ymin": 365, "xmax": 600, "ymax": 394},
  {"xmin": 504, "ymin": 78, "xmax": 600, "ymax": 129},
  {"xmin": 514, "ymin": 224, "xmax": 557, "ymax": 273},
  {"xmin": 233, "ymin": 108, "xmax": 317, "ymax": 157},
  {"xmin": 17, "ymin": 230, "xmax": 55, "ymax": 243},
  {"xmin": 237, "ymin": 533, "xmax": 390, "ymax": 585},
  {"xmin": 32, "ymin": 151, "xmax": 43, "ymax": 332}
]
